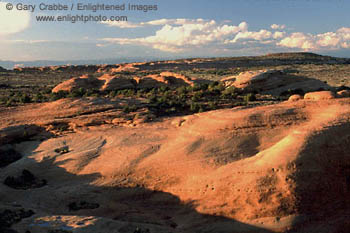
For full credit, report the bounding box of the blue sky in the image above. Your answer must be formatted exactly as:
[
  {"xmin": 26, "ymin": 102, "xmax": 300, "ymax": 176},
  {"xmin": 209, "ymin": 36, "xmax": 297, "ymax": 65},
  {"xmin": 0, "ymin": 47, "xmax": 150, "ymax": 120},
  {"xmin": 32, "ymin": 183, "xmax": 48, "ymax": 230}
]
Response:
[{"xmin": 1, "ymin": 0, "xmax": 350, "ymax": 61}]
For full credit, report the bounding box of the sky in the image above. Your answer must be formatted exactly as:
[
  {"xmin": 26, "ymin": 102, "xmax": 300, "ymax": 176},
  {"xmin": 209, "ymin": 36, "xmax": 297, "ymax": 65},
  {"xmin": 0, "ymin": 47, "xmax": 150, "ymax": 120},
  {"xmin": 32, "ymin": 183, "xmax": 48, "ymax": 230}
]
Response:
[{"xmin": 0, "ymin": 0, "xmax": 350, "ymax": 62}]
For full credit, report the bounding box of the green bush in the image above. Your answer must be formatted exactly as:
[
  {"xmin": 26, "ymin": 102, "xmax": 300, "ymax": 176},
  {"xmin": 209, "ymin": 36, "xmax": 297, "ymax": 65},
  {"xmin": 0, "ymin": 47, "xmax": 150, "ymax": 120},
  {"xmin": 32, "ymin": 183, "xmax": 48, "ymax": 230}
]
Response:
[
  {"xmin": 190, "ymin": 102, "xmax": 203, "ymax": 113},
  {"xmin": 221, "ymin": 86, "xmax": 238, "ymax": 99},
  {"xmin": 243, "ymin": 93, "xmax": 256, "ymax": 102},
  {"xmin": 5, "ymin": 98, "xmax": 14, "ymax": 107},
  {"xmin": 191, "ymin": 92, "xmax": 202, "ymax": 102},
  {"xmin": 209, "ymin": 81, "xmax": 220, "ymax": 89},
  {"xmin": 50, "ymin": 90, "xmax": 68, "ymax": 100},
  {"xmin": 208, "ymin": 101, "xmax": 218, "ymax": 110},
  {"xmin": 19, "ymin": 94, "xmax": 31, "ymax": 103},
  {"xmin": 33, "ymin": 93, "xmax": 44, "ymax": 102},
  {"xmin": 122, "ymin": 104, "xmax": 137, "ymax": 113},
  {"xmin": 69, "ymin": 87, "xmax": 86, "ymax": 98},
  {"xmin": 176, "ymin": 86, "xmax": 187, "ymax": 95}
]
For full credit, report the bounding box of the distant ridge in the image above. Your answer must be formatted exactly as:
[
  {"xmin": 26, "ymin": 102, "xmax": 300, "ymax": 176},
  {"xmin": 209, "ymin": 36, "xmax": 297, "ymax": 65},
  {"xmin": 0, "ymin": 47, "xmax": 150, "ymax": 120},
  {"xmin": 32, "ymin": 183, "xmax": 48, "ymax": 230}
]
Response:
[
  {"xmin": 0, "ymin": 66, "xmax": 7, "ymax": 72},
  {"xmin": 1, "ymin": 52, "xmax": 349, "ymax": 70},
  {"xmin": 263, "ymin": 52, "xmax": 334, "ymax": 59}
]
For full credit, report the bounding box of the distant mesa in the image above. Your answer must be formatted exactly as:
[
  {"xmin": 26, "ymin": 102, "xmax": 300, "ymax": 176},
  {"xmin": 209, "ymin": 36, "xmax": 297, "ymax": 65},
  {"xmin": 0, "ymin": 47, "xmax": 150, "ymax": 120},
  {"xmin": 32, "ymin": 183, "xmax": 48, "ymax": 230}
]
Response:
[
  {"xmin": 13, "ymin": 65, "xmax": 99, "ymax": 73},
  {"xmin": 221, "ymin": 69, "xmax": 331, "ymax": 96},
  {"xmin": 263, "ymin": 52, "xmax": 332, "ymax": 59}
]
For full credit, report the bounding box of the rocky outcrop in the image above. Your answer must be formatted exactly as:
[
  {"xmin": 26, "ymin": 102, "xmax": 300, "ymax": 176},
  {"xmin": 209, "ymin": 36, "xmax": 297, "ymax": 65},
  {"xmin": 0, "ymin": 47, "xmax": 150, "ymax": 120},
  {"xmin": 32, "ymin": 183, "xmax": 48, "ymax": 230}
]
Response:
[
  {"xmin": 0, "ymin": 125, "xmax": 44, "ymax": 146},
  {"xmin": 99, "ymin": 74, "xmax": 135, "ymax": 91},
  {"xmin": 52, "ymin": 75, "xmax": 104, "ymax": 93},
  {"xmin": 135, "ymin": 72, "xmax": 195, "ymax": 89},
  {"xmin": 288, "ymin": 94, "xmax": 303, "ymax": 101},
  {"xmin": 304, "ymin": 91, "xmax": 336, "ymax": 100},
  {"xmin": 337, "ymin": 89, "xmax": 350, "ymax": 98},
  {"xmin": 2, "ymin": 99, "xmax": 350, "ymax": 233},
  {"xmin": 52, "ymin": 72, "xmax": 197, "ymax": 93},
  {"xmin": 97, "ymin": 63, "xmax": 144, "ymax": 73},
  {"xmin": 222, "ymin": 70, "xmax": 330, "ymax": 96}
]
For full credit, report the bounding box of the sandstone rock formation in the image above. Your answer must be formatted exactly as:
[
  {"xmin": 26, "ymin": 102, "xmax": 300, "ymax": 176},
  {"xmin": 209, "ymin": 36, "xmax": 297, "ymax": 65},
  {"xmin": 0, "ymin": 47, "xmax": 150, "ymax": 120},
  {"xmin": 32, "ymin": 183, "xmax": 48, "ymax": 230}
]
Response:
[
  {"xmin": 0, "ymin": 97, "xmax": 349, "ymax": 233},
  {"xmin": 98, "ymin": 73, "xmax": 135, "ymax": 91},
  {"xmin": 97, "ymin": 63, "xmax": 147, "ymax": 73},
  {"xmin": 134, "ymin": 72, "xmax": 195, "ymax": 89},
  {"xmin": 52, "ymin": 74, "xmax": 103, "ymax": 93},
  {"xmin": 52, "ymin": 72, "xmax": 197, "ymax": 93},
  {"xmin": 288, "ymin": 94, "xmax": 303, "ymax": 101},
  {"xmin": 337, "ymin": 89, "xmax": 350, "ymax": 98},
  {"xmin": 304, "ymin": 91, "xmax": 335, "ymax": 100},
  {"xmin": 222, "ymin": 70, "xmax": 330, "ymax": 96},
  {"xmin": 0, "ymin": 125, "xmax": 44, "ymax": 146}
]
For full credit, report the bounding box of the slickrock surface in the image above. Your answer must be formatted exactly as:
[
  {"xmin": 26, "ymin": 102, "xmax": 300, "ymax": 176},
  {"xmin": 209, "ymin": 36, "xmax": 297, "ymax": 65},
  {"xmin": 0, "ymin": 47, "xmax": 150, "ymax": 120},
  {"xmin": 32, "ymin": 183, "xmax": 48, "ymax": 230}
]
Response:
[
  {"xmin": 1, "ymin": 97, "xmax": 349, "ymax": 232},
  {"xmin": 222, "ymin": 70, "xmax": 331, "ymax": 96}
]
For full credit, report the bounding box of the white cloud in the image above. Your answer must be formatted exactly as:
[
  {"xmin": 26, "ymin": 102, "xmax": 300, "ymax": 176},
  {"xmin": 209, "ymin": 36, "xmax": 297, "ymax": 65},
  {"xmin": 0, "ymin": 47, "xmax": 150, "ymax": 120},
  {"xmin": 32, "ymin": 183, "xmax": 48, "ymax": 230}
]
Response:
[
  {"xmin": 278, "ymin": 28, "xmax": 350, "ymax": 50},
  {"xmin": 0, "ymin": 2, "xmax": 31, "ymax": 36},
  {"xmin": 277, "ymin": 32, "xmax": 316, "ymax": 50},
  {"xmin": 11, "ymin": 39, "xmax": 49, "ymax": 44},
  {"xmin": 101, "ymin": 21, "xmax": 141, "ymax": 28},
  {"xmin": 271, "ymin": 24, "xmax": 286, "ymax": 30},
  {"xmin": 273, "ymin": 31, "xmax": 285, "ymax": 39},
  {"xmin": 101, "ymin": 18, "xmax": 215, "ymax": 28},
  {"xmin": 144, "ymin": 18, "xmax": 211, "ymax": 26},
  {"xmin": 230, "ymin": 29, "xmax": 272, "ymax": 43},
  {"xmin": 337, "ymin": 27, "xmax": 350, "ymax": 40},
  {"xmin": 101, "ymin": 21, "xmax": 261, "ymax": 52},
  {"xmin": 317, "ymin": 32, "xmax": 340, "ymax": 47},
  {"xmin": 100, "ymin": 18, "xmax": 350, "ymax": 54},
  {"xmin": 96, "ymin": 43, "xmax": 108, "ymax": 47}
]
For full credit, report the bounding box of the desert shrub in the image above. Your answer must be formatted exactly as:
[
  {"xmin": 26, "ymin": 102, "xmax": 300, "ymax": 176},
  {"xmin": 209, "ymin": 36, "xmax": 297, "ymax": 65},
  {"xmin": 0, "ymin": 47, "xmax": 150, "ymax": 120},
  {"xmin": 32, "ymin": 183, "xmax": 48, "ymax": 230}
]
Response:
[
  {"xmin": 190, "ymin": 102, "xmax": 201, "ymax": 113},
  {"xmin": 147, "ymin": 94, "xmax": 157, "ymax": 103},
  {"xmin": 178, "ymin": 93, "xmax": 187, "ymax": 101},
  {"xmin": 50, "ymin": 90, "xmax": 68, "ymax": 100},
  {"xmin": 5, "ymin": 98, "xmax": 14, "ymax": 107},
  {"xmin": 83, "ymin": 89, "xmax": 100, "ymax": 97},
  {"xmin": 19, "ymin": 94, "xmax": 31, "ymax": 103},
  {"xmin": 69, "ymin": 87, "xmax": 86, "ymax": 98},
  {"xmin": 207, "ymin": 101, "xmax": 218, "ymax": 110},
  {"xmin": 33, "ymin": 93, "xmax": 44, "ymax": 102},
  {"xmin": 192, "ymin": 83, "xmax": 208, "ymax": 92},
  {"xmin": 119, "ymin": 89, "xmax": 135, "ymax": 97},
  {"xmin": 176, "ymin": 86, "xmax": 187, "ymax": 95},
  {"xmin": 243, "ymin": 93, "xmax": 256, "ymax": 102},
  {"xmin": 122, "ymin": 104, "xmax": 137, "ymax": 113},
  {"xmin": 280, "ymin": 88, "xmax": 305, "ymax": 96},
  {"xmin": 191, "ymin": 92, "xmax": 203, "ymax": 102},
  {"xmin": 221, "ymin": 86, "xmax": 238, "ymax": 99},
  {"xmin": 209, "ymin": 81, "xmax": 220, "ymax": 89},
  {"xmin": 185, "ymin": 85, "xmax": 194, "ymax": 92},
  {"xmin": 54, "ymin": 146, "xmax": 69, "ymax": 154},
  {"xmin": 211, "ymin": 83, "xmax": 225, "ymax": 92},
  {"xmin": 159, "ymin": 85, "xmax": 169, "ymax": 92},
  {"xmin": 200, "ymin": 83, "xmax": 209, "ymax": 91}
]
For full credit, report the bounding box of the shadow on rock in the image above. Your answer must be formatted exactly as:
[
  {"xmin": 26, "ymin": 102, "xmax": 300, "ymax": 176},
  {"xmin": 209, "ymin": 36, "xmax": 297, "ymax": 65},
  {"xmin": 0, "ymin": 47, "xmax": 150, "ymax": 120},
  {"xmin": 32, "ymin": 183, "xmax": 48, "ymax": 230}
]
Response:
[{"xmin": 3, "ymin": 150, "xmax": 275, "ymax": 233}]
